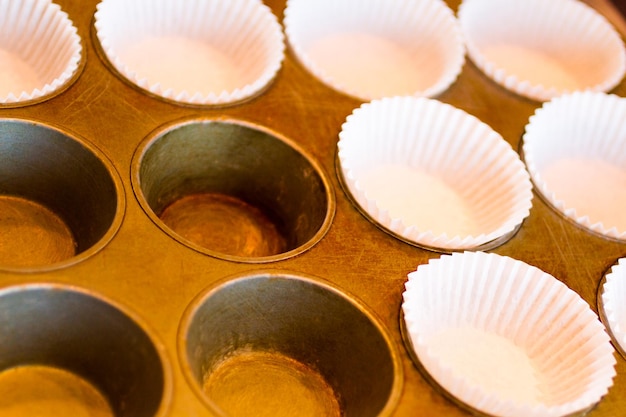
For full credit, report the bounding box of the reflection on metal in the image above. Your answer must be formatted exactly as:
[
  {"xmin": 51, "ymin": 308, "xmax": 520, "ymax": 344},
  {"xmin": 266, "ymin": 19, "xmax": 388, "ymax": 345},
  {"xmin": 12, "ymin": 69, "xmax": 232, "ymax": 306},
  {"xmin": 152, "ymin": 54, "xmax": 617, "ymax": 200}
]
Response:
[
  {"xmin": 160, "ymin": 193, "xmax": 288, "ymax": 258},
  {"xmin": 204, "ymin": 350, "xmax": 341, "ymax": 417},
  {"xmin": 0, "ymin": 365, "xmax": 114, "ymax": 417},
  {"xmin": 0, "ymin": 196, "xmax": 75, "ymax": 268}
]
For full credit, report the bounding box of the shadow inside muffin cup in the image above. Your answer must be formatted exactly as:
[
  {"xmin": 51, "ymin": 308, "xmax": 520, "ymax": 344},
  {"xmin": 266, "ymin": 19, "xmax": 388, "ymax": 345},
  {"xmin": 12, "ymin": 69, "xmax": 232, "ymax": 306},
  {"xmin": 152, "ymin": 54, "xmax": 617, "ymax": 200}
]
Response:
[
  {"xmin": 0, "ymin": 284, "xmax": 170, "ymax": 417},
  {"xmin": 132, "ymin": 118, "xmax": 335, "ymax": 262},
  {"xmin": 0, "ymin": 119, "xmax": 124, "ymax": 271},
  {"xmin": 178, "ymin": 271, "xmax": 403, "ymax": 417}
]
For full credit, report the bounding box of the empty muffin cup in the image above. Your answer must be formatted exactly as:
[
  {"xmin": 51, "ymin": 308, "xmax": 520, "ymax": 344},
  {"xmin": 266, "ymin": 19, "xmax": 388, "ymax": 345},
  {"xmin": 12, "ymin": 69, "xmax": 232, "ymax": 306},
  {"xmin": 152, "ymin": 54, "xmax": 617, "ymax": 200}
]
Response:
[
  {"xmin": 598, "ymin": 257, "xmax": 626, "ymax": 359},
  {"xmin": 0, "ymin": 283, "xmax": 171, "ymax": 417},
  {"xmin": 283, "ymin": 0, "xmax": 465, "ymax": 101},
  {"xmin": 94, "ymin": 0, "xmax": 285, "ymax": 106},
  {"xmin": 522, "ymin": 91, "xmax": 626, "ymax": 241},
  {"xmin": 0, "ymin": 0, "xmax": 83, "ymax": 105},
  {"xmin": 179, "ymin": 271, "xmax": 402, "ymax": 417},
  {"xmin": 337, "ymin": 96, "xmax": 533, "ymax": 251},
  {"xmin": 0, "ymin": 119, "xmax": 124, "ymax": 271},
  {"xmin": 131, "ymin": 118, "xmax": 334, "ymax": 262},
  {"xmin": 402, "ymin": 251, "xmax": 616, "ymax": 417},
  {"xmin": 458, "ymin": 0, "xmax": 626, "ymax": 101}
]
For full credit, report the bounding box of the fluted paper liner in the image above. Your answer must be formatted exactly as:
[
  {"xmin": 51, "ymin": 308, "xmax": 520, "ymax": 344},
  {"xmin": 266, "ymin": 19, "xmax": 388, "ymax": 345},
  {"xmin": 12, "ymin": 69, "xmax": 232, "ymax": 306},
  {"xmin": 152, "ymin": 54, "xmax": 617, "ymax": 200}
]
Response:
[
  {"xmin": 402, "ymin": 251, "xmax": 616, "ymax": 417},
  {"xmin": 523, "ymin": 91, "xmax": 626, "ymax": 241},
  {"xmin": 283, "ymin": 0, "xmax": 465, "ymax": 101},
  {"xmin": 0, "ymin": 0, "xmax": 82, "ymax": 104},
  {"xmin": 458, "ymin": 0, "xmax": 626, "ymax": 102},
  {"xmin": 94, "ymin": 0, "xmax": 285, "ymax": 106},
  {"xmin": 600, "ymin": 258, "xmax": 626, "ymax": 356},
  {"xmin": 337, "ymin": 96, "xmax": 532, "ymax": 251}
]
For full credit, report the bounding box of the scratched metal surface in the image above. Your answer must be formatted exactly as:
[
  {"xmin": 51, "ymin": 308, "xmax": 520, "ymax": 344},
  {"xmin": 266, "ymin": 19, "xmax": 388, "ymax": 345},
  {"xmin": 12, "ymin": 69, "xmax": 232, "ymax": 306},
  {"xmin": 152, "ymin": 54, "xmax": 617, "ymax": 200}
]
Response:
[{"xmin": 0, "ymin": 0, "xmax": 625, "ymax": 416}]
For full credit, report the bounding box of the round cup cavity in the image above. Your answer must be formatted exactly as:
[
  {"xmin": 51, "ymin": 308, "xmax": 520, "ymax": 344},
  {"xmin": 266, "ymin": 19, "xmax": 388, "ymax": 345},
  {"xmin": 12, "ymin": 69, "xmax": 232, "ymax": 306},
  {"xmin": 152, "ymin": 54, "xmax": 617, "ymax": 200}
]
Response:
[
  {"xmin": 131, "ymin": 118, "xmax": 335, "ymax": 262},
  {"xmin": 178, "ymin": 271, "xmax": 403, "ymax": 417},
  {"xmin": 0, "ymin": 284, "xmax": 171, "ymax": 417},
  {"xmin": 0, "ymin": 119, "xmax": 124, "ymax": 271}
]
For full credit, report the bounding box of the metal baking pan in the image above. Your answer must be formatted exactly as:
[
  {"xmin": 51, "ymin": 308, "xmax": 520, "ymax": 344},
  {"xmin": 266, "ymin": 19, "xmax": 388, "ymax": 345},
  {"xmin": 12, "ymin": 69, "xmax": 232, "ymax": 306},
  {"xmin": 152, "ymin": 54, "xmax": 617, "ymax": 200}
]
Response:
[{"xmin": 0, "ymin": 0, "xmax": 625, "ymax": 416}]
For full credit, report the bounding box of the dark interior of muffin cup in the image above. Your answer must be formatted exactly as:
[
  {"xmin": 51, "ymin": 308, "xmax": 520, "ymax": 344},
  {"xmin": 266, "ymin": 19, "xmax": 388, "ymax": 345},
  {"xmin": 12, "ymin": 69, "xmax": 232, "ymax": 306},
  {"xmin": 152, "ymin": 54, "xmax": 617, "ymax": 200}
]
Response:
[
  {"xmin": 0, "ymin": 284, "xmax": 168, "ymax": 417},
  {"xmin": 0, "ymin": 120, "xmax": 121, "ymax": 266},
  {"xmin": 134, "ymin": 119, "xmax": 333, "ymax": 261},
  {"xmin": 180, "ymin": 272, "xmax": 402, "ymax": 416}
]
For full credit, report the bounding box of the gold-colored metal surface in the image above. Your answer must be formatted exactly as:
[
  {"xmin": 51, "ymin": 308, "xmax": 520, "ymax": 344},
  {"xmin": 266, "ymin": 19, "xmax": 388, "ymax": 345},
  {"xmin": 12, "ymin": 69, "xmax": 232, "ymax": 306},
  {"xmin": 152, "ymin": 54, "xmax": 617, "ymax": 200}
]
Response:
[
  {"xmin": 0, "ymin": 196, "xmax": 75, "ymax": 268},
  {"xmin": 159, "ymin": 193, "xmax": 288, "ymax": 258},
  {"xmin": 0, "ymin": 365, "xmax": 114, "ymax": 417},
  {"xmin": 203, "ymin": 350, "xmax": 341, "ymax": 417},
  {"xmin": 0, "ymin": 0, "xmax": 625, "ymax": 416}
]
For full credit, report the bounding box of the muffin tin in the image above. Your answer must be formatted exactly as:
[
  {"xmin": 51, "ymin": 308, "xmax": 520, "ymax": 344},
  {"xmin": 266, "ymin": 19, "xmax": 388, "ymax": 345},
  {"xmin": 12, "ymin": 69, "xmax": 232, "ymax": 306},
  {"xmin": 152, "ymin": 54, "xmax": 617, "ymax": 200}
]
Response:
[{"xmin": 1, "ymin": 0, "xmax": 625, "ymax": 416}]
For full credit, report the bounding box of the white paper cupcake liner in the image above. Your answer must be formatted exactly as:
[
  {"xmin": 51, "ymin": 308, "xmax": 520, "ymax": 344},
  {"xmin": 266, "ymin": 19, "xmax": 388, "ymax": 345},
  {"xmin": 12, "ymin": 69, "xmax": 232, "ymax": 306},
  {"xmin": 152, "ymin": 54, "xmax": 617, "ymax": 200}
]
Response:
[
  {"xmin": 600, "ymin": 257, "xmax": 626, "ymax": 357},
  {"xmin": 0, "ymin": 0, "xmax": 82, "ymax": 104},
  {"xmin": 522, "ymin": 91, "xmax": 626, "ymax": 241},
  {"xmin": 337, "ymin": 96, "xmax": 532, "ymax": 251},
  {"xmin": 458, "ymin": 0, "xmax": 626, "ymax": 102},
  {"xmin": 402, "ymin": 251, "xmax": 616, "ymax": 417},
  {"xmin": 94, "ymin": 0, "xmax": 285, "ymax": 106},
  {"xmin": 283, "ymin": 0, "xmax": 465, "ymax": 101}
]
